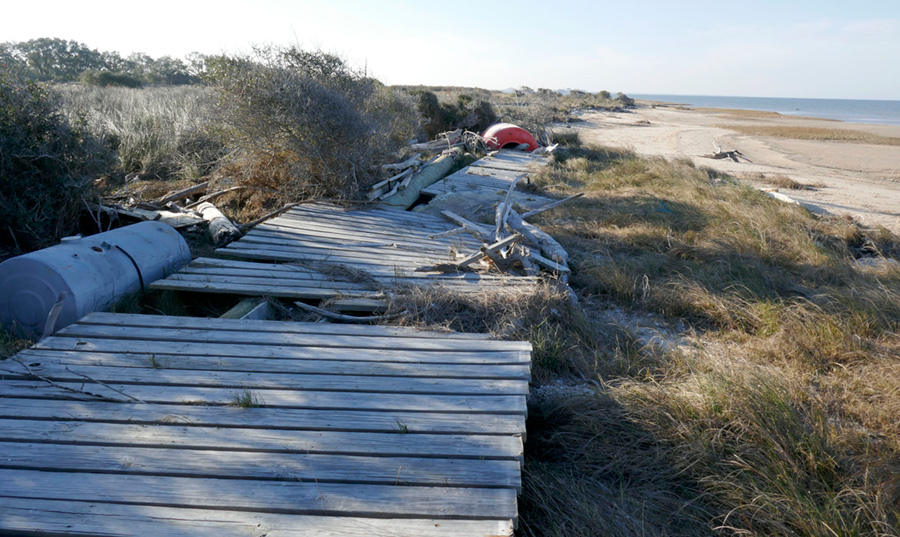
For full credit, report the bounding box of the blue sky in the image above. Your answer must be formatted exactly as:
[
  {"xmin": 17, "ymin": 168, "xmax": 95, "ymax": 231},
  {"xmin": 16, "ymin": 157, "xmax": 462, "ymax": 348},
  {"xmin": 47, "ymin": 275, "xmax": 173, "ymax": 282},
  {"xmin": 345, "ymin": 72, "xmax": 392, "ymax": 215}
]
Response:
[{"xmin": 2, "ymin": 0, "xmax": 898, "ymax": 99}]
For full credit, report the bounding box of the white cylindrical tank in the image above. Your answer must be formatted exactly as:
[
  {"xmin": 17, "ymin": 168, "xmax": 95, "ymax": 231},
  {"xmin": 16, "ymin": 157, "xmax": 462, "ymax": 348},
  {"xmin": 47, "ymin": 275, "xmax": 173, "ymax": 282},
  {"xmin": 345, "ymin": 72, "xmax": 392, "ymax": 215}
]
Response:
[{"xmin": 0, "ymin": 221, "xmax": 192, "ymax": 339}]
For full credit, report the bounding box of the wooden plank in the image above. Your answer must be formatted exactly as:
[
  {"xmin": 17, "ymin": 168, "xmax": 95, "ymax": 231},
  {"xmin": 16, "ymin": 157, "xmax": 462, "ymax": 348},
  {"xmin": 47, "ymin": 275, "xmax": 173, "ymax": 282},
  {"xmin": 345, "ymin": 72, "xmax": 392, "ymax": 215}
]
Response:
[
  {"xmin": 249, "ymin": 222, "xmax": 478, "ymax": 251},
  {"xmin": 256, "ymin": 211, "xmax": 461, "ymax": 236},
  {"xmin": 78, "ymin": 312, "xmax": 496, "ymax": 340},
  {"xmin": 15, "ymin": 349, "xmax": 528, "ymax": 377},
  {"xmin": 0, "ymin": 419, "xmax": 524, "ymax": 460},
  {"xmin": 242, "ymin": 231, "xmax": 464, "ymax": 253},
  {"xmin": 164, "ymin": 273, "xmax": 370, "ymax": 290},
  {"xmin": 221, "ymin": 242, "xmax": 457, "ymax": 265},
  {"xmin": 154, "ymin": 276, "xmax": 534, "ymax": 298},
  {"xmin": 34, "ymin": 338, "xmax": 530, "ymax": 364},
  {"xmin": 290, "ymin": 205, "xmax": 453, "ymax": 227},
  {"xmin": 0, "ymin": 442, "xmax": 521, "ymax": 490},
  {"xmin": 220, "ymin": 298, "xmax": 269, "ymax": 320},
  {"xmin": 278, "ymin": 211, "xmax": 453, "ymax": 233},
  {"xmin": 0, "ymin": 381, "xmax": 527, "ymax": 414},
  {"xmin": 53, "ymin": 324, "xmax": 532, "ymax": 352},
  {"xmin": 0, "ymin": 497, "xmax": 515, "ymax": 537},
  {"xmin": 178, "ymin": 265, "xmax": 364, "ymax": 282},
  {"xmin": 149, "ymin": 279, "xmax": 375, "ymax": 300},
  {"xmin": 189, "ymin": 257, "xmax": 328, "ymax": 273},
  {"xmin": 4, "ymin": 361, "xmax": 530, "ymax": 395},
  {"xmin": 0, "ymin": 469, "xmax": 518, "ymax": 519},
  {"xmin": 0, "ymin": 398, "xmax": 527, "ymax": 435}
]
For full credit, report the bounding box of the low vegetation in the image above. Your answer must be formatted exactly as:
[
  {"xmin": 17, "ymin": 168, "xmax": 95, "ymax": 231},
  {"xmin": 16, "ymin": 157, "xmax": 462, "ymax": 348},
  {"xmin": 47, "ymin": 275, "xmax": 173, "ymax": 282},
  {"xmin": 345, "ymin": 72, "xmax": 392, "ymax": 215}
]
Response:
[
  {"xmin": 57, "ymin": 84, "xmax": 218, "ymax": 180},
  {"xmin": 716, "ymin": 124, "xmax": 900, "ymax": 146},
  {"xmin": 512, "ymin": 144, "xmax": 900, "ymax": 536},
  {"xmin": 205, "ymin": 46, "xmax": 419, "ymax": 204},
  {"xmin": 0, "ymin": 69, "xmax": 114, "ymax": 252}
]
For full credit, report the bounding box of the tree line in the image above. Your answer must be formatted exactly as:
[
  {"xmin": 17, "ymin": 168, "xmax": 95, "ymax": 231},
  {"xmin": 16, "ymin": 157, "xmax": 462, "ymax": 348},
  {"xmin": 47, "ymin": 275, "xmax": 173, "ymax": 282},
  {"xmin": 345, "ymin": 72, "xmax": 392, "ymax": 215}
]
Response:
[{"xmin": 0, "ymin": 37, "xmax": 201, "ymax": 86}]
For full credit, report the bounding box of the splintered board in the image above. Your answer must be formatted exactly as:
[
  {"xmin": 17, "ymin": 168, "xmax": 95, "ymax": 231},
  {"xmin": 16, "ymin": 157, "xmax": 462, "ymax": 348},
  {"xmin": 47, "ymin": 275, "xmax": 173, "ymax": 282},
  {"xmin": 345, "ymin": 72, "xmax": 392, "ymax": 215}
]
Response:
[{"xmin": 0, "ymin": 312, "xmax": 530, "ymax": 536}]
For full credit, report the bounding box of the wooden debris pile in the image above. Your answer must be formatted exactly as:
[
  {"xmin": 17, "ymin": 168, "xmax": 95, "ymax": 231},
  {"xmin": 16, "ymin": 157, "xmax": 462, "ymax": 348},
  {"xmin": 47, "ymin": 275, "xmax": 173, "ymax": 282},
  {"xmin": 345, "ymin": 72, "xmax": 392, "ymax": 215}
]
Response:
[
  {"xmin": 93, "ymin": 182, "xmax": 296, "ymax": 247},
  {"xmin": 426, "ymin": 175, "xmax": 583, "ymax": 282}
]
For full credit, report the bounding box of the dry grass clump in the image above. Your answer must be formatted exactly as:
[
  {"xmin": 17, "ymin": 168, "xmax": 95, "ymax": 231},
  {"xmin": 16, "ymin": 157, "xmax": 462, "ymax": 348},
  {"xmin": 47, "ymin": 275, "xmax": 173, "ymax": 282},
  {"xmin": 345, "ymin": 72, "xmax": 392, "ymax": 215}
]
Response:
[
  {"xmin": 57, "ymin": 85, "xmax": 220, "ymax": 180},
  {"xmin": 0, "ymin": 328, "xmax": 31, "ymax": 360},
  {"xmin": 382, "ymin": 283, "xmax": 603, "ymax": 381},
  {"xmin": 764, "ymin": 173, "xmax": 809, "ymax": 190},
  {"xmin": 512, "ymin": 143, "xmax": 900, "ymax": 535},
  {"xmin": 715, "ymin": 124, "xmax": 900, "ymax": 146}
]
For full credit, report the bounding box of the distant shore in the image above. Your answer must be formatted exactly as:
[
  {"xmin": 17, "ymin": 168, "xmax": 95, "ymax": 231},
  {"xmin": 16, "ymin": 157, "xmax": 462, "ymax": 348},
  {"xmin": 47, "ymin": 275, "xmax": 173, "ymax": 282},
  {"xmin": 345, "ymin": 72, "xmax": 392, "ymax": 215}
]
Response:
[
  {"xmin": 630, "ymin": 94, "xmax": 900, "ymax": 126},
  {"xmin": 561, "ymin": 103, "xmax": 900, "ymax": 233}
]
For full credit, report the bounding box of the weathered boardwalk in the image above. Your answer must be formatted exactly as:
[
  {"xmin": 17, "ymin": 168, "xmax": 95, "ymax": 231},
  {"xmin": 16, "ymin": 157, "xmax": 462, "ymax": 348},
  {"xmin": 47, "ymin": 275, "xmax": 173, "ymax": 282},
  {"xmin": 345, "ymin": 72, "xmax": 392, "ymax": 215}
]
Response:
[
  {"xmin": 152, "ymin": 203, "xmax": 538, "ymax": 302},
  {"xmin": 0, "ymin": 312, "xmax": 530, "ymax": 536},
  {"xmin": 422, "ymin": 149, "xmax": 550, "ymax": 199}
]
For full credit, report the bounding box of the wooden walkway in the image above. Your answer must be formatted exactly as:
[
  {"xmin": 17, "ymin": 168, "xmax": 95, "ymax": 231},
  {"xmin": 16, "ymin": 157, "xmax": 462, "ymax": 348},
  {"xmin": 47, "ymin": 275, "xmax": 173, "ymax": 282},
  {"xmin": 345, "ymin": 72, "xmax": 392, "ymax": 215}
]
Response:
[
  {"xmin": 422, "ymin": 149, "xmax": 550, "ymax": 200},
  {"xmin": 152, "ymin": 203, "xmax": 538, "ymax": 302},
  {"xmin": 0, "ymin": 312, "xmax": 530, "ymax": 536}
]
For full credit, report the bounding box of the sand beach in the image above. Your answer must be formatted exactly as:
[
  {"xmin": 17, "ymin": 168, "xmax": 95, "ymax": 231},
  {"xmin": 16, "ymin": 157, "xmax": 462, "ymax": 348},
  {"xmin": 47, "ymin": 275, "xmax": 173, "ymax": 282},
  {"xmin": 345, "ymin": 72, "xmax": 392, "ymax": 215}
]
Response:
[{"xmin": 562, "ymin": 103, "xmax": 900, "ymax": 234}]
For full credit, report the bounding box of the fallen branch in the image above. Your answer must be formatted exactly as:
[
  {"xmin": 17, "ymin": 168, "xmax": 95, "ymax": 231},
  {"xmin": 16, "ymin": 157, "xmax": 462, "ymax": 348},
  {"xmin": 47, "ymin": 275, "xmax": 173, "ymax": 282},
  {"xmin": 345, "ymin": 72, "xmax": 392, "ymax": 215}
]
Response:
[
  {"xmin": 506, "ymin": 210, "xmax": 569, "ymax": 264},
  {"xmin": 3, "ymin": 359, "xmax": 127, "ymax": 403},
  {"xmin": 529, "ymin": 251, "xmax": 571, "ymax": 273},
  {"xmin": 440, "ymin": 211, "xmax": 493, "ymax": 242},
  {"xmin": 294, "ymin": 301, "xmax": 408, "ymax": 323},
  {"xmin": 495, "ymin": 174, "xmax": 526, "ymax": 241},
  {"xmin": 185, "ymin": 186, "xmax": 247, "ymax": 209},
  {"xmin": 455, "ymin": 234, "xmax": 522, "ymax": 269},
  {"xmin": 64, "ymin": 365, "xmax": 145, "ymax": 403},
  {"xmin": 709, "ymin": 142, "xmax": 751, "ymax": 163},
  {"xmin": 156, "ymin": 182, "xmax": 209, "ymax": 205},
  {"xmin": 239, "ymin": 203, "xmax": 299, "ymax": 231}
]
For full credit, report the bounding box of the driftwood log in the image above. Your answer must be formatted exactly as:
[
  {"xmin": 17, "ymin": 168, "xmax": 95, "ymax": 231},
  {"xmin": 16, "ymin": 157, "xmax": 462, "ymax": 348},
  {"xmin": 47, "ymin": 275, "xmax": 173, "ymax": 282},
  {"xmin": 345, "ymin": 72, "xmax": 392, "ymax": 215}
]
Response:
[
  {"xmin": 709, "ymin": 142, "xmax": 751, "ymax": 163},
  {"xmin": 197, "ymin": 202, "xmax": 241, "ymax": 245}
]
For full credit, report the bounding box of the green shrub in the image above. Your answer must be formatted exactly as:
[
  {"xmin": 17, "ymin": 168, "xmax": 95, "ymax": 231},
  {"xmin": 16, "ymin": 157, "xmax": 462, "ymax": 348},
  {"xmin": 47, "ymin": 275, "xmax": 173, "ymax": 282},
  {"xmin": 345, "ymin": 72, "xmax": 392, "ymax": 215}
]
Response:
[
  {"xmin": 206, "ymin": 46, "xmax": 418, "ymax": 200},
  {"xmin": 412, "ymin": 89, "xmax": 498, "ymax": 138},
  {"xmin": 80, "ymin": 70, "xmax": 143, "ymax": 88},
  {"xmin": 0, "ymin": 69, "xmax": 113, "ymax": 251}
]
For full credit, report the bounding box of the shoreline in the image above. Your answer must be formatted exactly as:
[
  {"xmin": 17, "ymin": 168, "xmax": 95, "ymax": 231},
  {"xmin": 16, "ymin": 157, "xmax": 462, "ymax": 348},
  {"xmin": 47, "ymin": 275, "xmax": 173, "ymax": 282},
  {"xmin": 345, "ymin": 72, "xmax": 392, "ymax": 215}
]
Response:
[
  {"xmin": 631, "ymin": 95, "xmax": 900, "ymax": 127},
  {"xmin": 561, "ymin": 104, "xmax": 900, "ymax": 234}
]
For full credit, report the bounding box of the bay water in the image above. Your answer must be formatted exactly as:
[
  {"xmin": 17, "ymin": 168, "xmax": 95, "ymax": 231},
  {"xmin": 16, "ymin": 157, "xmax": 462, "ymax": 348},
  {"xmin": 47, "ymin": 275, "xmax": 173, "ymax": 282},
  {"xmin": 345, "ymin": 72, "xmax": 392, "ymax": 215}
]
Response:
[{"xmin": 632, "ymin": 94, "xmax": 900, "ymax": 126}]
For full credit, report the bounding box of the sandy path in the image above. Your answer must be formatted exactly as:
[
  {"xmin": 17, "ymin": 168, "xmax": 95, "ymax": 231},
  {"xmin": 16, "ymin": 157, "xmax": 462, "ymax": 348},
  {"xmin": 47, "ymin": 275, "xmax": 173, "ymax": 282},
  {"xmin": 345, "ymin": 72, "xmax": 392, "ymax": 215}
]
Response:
[{"xmin": 559, "ymin": 106, "xmax": 900, "ymax": 234}]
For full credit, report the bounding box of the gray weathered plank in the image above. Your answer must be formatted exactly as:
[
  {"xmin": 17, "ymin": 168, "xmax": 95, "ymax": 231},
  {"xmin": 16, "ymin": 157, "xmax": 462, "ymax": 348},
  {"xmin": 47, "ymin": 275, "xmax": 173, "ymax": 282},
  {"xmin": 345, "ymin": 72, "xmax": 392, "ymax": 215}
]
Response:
[
  {"xmin": 15, "ymin": 349, "xmax": 528, "ymax": 377},
  {"xmin": 78, "ymin": 311, "xmax": 496, "ymax": 340},
  {"xmin": 3, "ymin": 361, "xmax": 529, "ymax": 395},
  {"xmin": 0, "ymin": 381, "xmax": 526, "ymax": 414},
  {"xmin": 0, "ymin": 418, "xmax": 523, "ymax": 460},
  {"xmin": 35, "ymin": 337, "xmax": 530, "ymax": 364},
  {"xmin": 0, "ymin": 442, "xmax": 521, "ymax": 490},
  {"xmin": 149, "ymin": 280, "xmax": 375, "ymax": 299},
  {"xmin": 53, "ymin": 324, "xmax": 532, "ymax": 352},
  {"xmin": 0, "ymin": 497, "xmax": 514, "ymax": 537},
  {"xmin": 0, "ymin": 469, "xmax": 518, "ymax": 519},
  {"xmin": 0, "ymin": 398, "xmax": 526, "ymax": 435}
]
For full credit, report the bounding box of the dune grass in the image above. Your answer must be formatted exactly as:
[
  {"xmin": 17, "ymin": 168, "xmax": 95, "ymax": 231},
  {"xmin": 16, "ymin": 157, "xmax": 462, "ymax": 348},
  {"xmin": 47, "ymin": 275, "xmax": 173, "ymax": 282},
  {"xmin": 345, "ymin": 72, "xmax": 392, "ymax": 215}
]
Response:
[
  {"xmin": 57, "ymin": 84, "xmax": 222, "ymax": 180},
  {"xmin": 509, "ymin": 145, "xmax": 900, "ymax": 536},
  {"xmin": 716, "ymin": 123, "xmax": 900, "ymax": 146}
]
